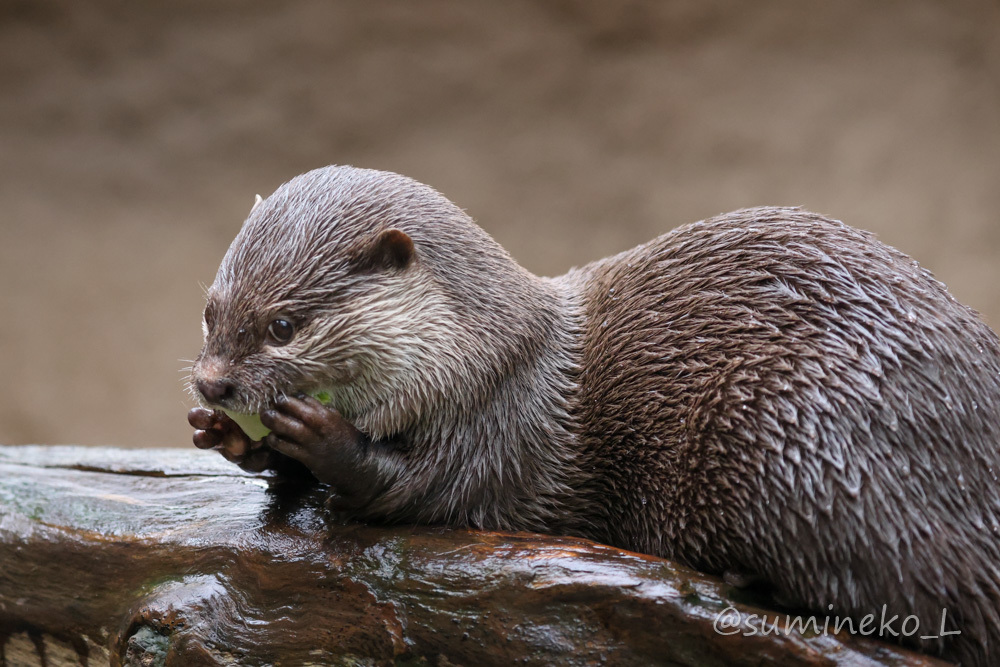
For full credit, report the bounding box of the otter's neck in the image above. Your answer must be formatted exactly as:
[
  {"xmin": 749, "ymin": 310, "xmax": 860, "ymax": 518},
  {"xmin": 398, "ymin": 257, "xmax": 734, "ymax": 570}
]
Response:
[{"xmin": 367, "ymin": 271, "xmax": 589, "ymax": 534}]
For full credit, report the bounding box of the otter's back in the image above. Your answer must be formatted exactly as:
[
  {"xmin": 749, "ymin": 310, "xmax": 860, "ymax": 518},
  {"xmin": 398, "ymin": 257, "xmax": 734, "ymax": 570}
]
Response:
[{"xmin": 570, "ymin": 206, "xmax": 1000, "ymax": 661}]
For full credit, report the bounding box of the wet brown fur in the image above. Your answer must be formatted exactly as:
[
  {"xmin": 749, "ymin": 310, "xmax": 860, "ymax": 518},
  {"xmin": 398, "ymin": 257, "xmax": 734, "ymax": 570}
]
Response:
[{"xmin": 195, "ymin": 166, "xmax": 1000, "ymax": 664}]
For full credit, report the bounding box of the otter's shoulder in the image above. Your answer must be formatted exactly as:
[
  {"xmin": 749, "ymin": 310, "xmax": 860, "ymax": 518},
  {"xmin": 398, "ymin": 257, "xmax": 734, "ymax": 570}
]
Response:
[
  {"xmin": 562, "ymin": 206, "xmax": 904, "ymax": 297},
  {"xmin": 609, "ymin": 206, "xmax": 894, "ymax": 272},
  {"xmin": 561, "ymin": 204, "xmax": 997, "ymax": 366}
]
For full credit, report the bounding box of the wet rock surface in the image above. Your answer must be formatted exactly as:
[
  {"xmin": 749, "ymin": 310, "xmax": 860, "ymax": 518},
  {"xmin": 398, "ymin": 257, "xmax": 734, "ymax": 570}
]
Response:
[{"xmin": 0, "ymin": 446, "xmax": 948, "ymax": 666}]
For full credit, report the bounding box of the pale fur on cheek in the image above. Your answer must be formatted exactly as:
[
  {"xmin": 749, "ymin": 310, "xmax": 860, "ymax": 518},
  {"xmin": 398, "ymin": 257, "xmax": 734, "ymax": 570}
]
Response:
[{"xmin": 279, "ymin": 278, "xmax": 464, "ymax": 437}]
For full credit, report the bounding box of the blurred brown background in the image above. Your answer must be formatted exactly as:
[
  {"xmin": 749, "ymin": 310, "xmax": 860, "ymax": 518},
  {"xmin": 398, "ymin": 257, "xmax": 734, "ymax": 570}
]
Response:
[{"xmin": 1, "ymin": 0, "xmax": 998, "ymax": 447}]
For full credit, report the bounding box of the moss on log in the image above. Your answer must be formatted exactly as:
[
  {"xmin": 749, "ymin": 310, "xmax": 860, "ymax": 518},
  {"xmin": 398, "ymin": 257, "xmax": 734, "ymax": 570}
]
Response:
[{"xmin": 0, "ymin": 446, "xmax": 947, "ymax": 666}]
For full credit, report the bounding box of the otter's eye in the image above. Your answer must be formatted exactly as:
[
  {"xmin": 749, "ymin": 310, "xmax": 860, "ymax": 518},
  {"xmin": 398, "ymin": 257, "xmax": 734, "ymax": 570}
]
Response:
[{"xmin": 266, "ymin": 318, "xmax": 295, "ymax": 346}]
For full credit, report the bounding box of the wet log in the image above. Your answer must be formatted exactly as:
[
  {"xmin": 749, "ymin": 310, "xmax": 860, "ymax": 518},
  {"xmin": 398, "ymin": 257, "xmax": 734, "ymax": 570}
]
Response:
[{"xmin": 0, "ymin": 445, "xmax": 947, "ymax": 666}]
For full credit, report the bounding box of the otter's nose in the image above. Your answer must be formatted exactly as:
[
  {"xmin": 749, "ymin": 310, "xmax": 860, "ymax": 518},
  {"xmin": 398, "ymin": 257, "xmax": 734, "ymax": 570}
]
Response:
[{"xmin": 197, "ymin": 378, "xmax": 236, "ymax": 404}]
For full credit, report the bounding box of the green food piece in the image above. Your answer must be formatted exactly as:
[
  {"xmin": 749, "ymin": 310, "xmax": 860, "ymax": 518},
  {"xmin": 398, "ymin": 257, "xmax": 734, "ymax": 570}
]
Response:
[
  {"xmin": 221, "ymin": 410, "xmax": 271, "ymax": 441},
  {"xmin": 221, "ymin": 391, "xmax": 333, "ymax": 441}
]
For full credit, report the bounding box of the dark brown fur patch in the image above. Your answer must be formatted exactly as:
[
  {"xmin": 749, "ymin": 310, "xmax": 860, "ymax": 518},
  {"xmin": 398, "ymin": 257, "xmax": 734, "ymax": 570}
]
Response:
[{"xmin": 571, "ymin": 207, "xmax": 1000, "ymax": 665}]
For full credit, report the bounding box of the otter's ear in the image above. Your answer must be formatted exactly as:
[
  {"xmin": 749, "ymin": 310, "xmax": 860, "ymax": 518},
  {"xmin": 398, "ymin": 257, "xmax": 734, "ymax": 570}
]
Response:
[{"xmin": 358, "ymin": 228, "xmax": 415, "ymax": 272}]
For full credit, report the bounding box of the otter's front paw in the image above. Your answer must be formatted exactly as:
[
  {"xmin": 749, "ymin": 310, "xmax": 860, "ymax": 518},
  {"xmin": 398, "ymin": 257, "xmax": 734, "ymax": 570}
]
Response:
[
  {"xmin": 188, "ymin": 407, "xmax": 287, "ymax": 474},
  {"xmin": 260, "ymin": 395, "xmax": 382, "ymax": 508}
]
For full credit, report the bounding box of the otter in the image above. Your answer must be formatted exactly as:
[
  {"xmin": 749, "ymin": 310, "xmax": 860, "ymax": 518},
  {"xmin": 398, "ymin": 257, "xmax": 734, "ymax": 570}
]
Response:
[{"xmin": 189, "ymin": 165, "xmax": 1000, "ymax": 665}]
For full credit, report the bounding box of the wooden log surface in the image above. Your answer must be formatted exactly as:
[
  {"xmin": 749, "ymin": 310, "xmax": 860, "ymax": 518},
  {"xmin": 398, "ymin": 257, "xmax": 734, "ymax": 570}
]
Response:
[{"xmin": 0, "ymin": 445, "xmax": 948, "ymax": 667}]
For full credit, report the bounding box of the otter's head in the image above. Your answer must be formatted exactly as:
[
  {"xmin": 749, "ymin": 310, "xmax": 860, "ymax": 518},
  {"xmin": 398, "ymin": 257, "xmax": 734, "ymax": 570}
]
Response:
[{"xmin": 190, "ymin": 165, "xmax": 538, "ymax": 438}]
